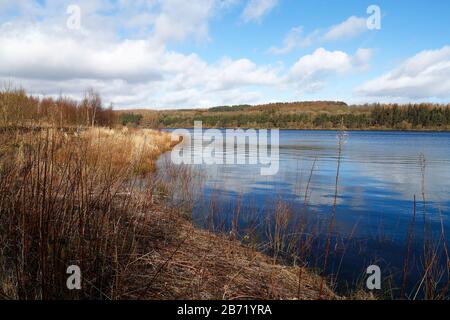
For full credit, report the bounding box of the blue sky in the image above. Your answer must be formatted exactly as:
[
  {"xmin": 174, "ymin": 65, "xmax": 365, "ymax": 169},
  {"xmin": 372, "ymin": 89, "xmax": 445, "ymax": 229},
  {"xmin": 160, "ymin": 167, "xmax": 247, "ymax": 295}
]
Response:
[{"xmin": 0, "ymin": 0, "xmax": 449, "ymax": 109}]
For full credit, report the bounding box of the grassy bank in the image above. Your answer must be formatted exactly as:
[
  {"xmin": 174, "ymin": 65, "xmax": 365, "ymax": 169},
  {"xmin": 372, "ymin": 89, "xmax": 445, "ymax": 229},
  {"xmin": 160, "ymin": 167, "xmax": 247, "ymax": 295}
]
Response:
[{"xmin": 0, "ymin": 125, "xmax": 337, "ymax": 300}]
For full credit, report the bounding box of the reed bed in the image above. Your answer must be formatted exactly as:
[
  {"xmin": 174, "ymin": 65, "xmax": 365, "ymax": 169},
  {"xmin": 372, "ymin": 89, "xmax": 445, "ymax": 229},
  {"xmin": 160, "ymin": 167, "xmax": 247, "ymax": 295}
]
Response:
[{"xmin": 0, "ymin": 126, "xmax": 174, "ymax": 299}]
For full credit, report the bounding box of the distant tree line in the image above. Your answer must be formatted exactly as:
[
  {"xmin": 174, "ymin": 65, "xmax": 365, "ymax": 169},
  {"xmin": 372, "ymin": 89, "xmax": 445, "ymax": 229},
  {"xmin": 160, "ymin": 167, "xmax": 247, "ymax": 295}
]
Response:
[
  {"xmin": 3, "ymin": 88, "xmax": 448, "ymax": 131},
  {"xmin": 156, "ymin": 103, "xmax": 450, "ymax": 130},
  {"xmin": 209, "ymin": 104, "xmax": 252, "ymax": 112},
  {"xmin": 0, "ymin": 87, "xmax": 116, "ymax": 127},
  {"xmin": 369, "ymin": 104, "xmax": 450, "ymax": 129}
]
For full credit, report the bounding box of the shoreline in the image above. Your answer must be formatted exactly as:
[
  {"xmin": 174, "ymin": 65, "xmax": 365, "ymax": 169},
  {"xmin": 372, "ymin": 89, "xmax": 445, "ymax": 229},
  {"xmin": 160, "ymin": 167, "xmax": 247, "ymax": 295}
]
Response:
[
  {"xmin": 141, "ymin": 202, "xmax": 340, "ymax": 300},
  {"xmin": 151, "ymin": 132, "xmax": 342, "ymax": 300},
  {"xmin": 159, "ymin": 126, "xmax": 450, "ymax": 133},
  {"xmin": 0, "ymin": 125, "xmax": 341, "ymax": 300}
]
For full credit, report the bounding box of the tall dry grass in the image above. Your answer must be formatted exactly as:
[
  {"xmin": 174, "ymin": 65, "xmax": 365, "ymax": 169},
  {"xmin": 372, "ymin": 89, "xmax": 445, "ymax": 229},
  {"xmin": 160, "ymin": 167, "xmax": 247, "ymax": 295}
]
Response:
[{"xmin": 0, "ymin": 126, "xmax": 174, "ymax": 299}]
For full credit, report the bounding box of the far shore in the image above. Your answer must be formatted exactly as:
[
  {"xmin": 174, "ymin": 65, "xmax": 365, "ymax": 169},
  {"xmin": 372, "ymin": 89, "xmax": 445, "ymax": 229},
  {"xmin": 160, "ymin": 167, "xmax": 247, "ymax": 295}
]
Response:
[{"xmin": 159, "ymin": 126, "xmax": 450, "ymax": 133}]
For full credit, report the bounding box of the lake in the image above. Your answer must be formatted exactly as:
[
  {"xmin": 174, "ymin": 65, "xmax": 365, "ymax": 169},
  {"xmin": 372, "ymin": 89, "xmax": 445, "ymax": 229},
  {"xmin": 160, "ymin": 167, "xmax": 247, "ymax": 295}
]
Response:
[{"xmin": 159, "ymin": 130, "xmax": 450, "ymax": 296}]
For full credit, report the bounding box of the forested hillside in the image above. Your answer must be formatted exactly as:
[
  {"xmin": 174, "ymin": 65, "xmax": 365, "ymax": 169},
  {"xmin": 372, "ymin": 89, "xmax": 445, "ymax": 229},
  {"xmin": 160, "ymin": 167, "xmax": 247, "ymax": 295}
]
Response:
[{"xmin": 122, "ymin": 101, "xmax": 450, "ymax": 131}]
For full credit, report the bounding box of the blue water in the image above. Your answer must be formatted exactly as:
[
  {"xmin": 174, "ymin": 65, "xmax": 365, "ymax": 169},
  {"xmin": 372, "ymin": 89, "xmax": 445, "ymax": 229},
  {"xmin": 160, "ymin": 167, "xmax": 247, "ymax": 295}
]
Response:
[{"xmin": 159, "ymin": 130, "xmax": 450, "ymax": 296}]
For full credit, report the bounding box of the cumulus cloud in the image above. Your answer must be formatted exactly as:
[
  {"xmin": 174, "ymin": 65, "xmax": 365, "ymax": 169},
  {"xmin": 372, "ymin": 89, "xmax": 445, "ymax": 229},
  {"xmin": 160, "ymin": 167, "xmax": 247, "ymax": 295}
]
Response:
[
  {"xmin": 289, "ymin": 48, "xmax": 372, "ymax": 93},
  {"xmin": 0, "ymin": 20, "xmax": 280, "ymax": 108},
  {"xmin": 356, "ymin": 46, "xmax": 450, "ymax": 99},
  {"xmin": 241, "ymin": 0, "xmax": 278, "ymax": 23},
  {"xmin": 0, "ymin": 0, "xmax": 283, "ymax": 108},
  {"xmin": 0, "ymin": 25, "xmax": 165, "ymax": 82},
  {"xmin": 0, "ymin": 0, "xmax": 373, "ymax": 108},
  {"xmin": 205, "ymin": 58, "xmax": 281, "ymax": 91}
]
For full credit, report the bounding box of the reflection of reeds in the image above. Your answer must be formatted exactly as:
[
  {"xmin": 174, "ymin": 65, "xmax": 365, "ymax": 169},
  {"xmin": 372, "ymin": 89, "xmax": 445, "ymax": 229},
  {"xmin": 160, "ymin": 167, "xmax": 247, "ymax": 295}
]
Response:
[
  {"xmin": 438, "ymin": 209, "xmax": 450, "ymax": 298},
  {"xmin": 266, "ymin": 201, "xmax": 292, "ymax": 261},
  {"xmin": 296, "ymin": 159, "xmax": 316, "ymax": 298},
  {"xmin": 401, "ymin": 195, "xmax": 417, "ymax": 299},
  {"xmin": 153, "ymin": 156, "xmax": 204, "ymax": 218},
  {"xmin": 230, "ymin": 194, "xmax": 242, "ymax": 240},
  {"xmin": 398, "ymin": 154, "xmax": 450, "ymax": 300},
  {"xmin": 318, "ymin": 131, "xmax": 344, "ymax": 298}
]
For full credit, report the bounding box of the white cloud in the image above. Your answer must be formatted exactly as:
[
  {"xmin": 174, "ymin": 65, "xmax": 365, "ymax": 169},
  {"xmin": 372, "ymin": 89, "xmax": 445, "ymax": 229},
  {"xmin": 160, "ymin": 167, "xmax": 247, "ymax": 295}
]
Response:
[
  {"xmin": 153, "ymin": 0, "xmax": 215, "ymax": 43},
  {"xmin": 205, "ymin": 58, "xmax": 281, "ymax": 91},
  {"xmin": 0, "ymin": 19, "xmax": 371, "ymax": 107},
  {"xmin": 0, "ymin": 0, "xmax": 374, "ymax": 108},
  {"xmin": 2, "ymin": 0, "xmax": 233, "ymax": 45},
  {"xmin": 269, "ymin": 16, "xmax": 369, "ymax": 55},
  {"xmin": 356, "ymin": 46, "xmax": 450, "ymax": 99},
  {"xmin": 322, "ymin": 16, "xmax": 368, "ymax": 42},
  {"xmin": 289, "ymin": 48, "xmax": 371, "ymax": 93},
  {"xmin": 0, "ymin": 25, "xmax": 165, "ymax": 82},
  {"xmin": 242, "ymin": 0, "xmax": 278, "ymax": 23},
  {"xmin": 0, "ymin": 21, "xmax": 280, "ymax": 108},
  {"xmin": 0, "ymin": 0, "xmax": 280, "ymax": 108}
]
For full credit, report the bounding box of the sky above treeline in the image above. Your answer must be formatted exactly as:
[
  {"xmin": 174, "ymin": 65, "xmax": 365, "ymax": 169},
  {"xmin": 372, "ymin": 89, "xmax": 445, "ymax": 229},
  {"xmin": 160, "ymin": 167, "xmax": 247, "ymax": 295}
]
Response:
[{"xmin": 1, "ymin": 0, "xmax": 449, "ymax": 109}]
